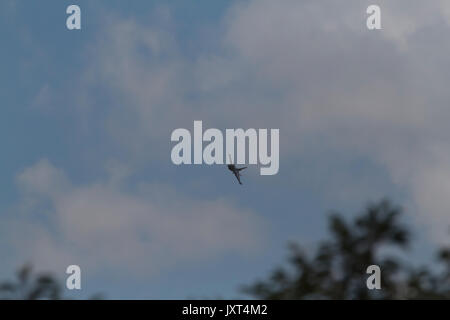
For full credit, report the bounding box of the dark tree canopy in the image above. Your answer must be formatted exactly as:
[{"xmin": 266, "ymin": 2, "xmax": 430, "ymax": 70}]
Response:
[
  {"xmin": 242, "ymin": 200, "xmax": 450, "ymax": 299},
  {"xmin": 0, "ymin": 265, "xmax": 103, "ymax": 300},
  {"xmin": 0, "ymin": 264, "xmax": 61, "ymax": 300}
]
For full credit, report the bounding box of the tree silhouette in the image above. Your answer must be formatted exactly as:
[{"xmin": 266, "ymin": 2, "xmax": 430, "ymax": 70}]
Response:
[
  {"xmin": 0, "ymin": 264, "xmax": 61, "ymax": 300},
  {"xmin": 242, "ymin": 199, "xmax": 450, "ymax": 299},
  {"xmin": 0, "ymin": 264, "xmax": 104, "ymax": 300}
]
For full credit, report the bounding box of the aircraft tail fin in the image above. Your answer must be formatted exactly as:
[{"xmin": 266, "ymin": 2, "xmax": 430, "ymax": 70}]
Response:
[{"xmin": 228, "ymin": 154, "xmax": 233, "ymax": 165}]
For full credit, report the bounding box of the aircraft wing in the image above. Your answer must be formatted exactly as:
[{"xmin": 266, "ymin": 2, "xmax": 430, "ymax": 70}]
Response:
[{"xmin": 234, "ymin": 171, "xmax": 242, "ymax": 185}]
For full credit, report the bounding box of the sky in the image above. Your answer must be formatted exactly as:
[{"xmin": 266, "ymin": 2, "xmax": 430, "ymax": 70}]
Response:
[{"xmin": 1, "ymin": 0, "xmax": 450, "ymax": 299}]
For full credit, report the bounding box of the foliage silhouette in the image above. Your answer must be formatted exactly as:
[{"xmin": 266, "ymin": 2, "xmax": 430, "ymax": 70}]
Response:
[
  {"xmin": 242, "ymin": 199, "xmax": 450, "ymax": 299},
  {"xmin": 0, "ymin": 264, "xmax": 62, "ymax": 300},
  {"xmin": 0, "ymin": 264, "xmax": 103, "ymax": 300}
]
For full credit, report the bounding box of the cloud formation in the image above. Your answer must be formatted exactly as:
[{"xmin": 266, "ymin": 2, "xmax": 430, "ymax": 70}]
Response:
[
  {"xmin": 69, "ymin": 0, "xmax": 450, "ymax": 242},
  {"xmin": 12, "ymin": 1, "xmax": 449, "ymax": 281},
  {"xmin": 219, "ymin": 0, "xmax": 450, "ymax": 241},
  {"xmin": 4, "ymin": 159, "xmax": 265, "ymax": 276}
]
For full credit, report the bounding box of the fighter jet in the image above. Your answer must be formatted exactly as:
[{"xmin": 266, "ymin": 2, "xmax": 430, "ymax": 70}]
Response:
[{"xmin": 227, "ymin": 155, "xmax": 247, "ymax": 185}]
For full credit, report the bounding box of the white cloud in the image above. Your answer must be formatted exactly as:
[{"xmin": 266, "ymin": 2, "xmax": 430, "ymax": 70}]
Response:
[
  {"xmin": 220, "ymin": 0, "xmax": 450, "ymax": 241},
  {"xmin": 50, "ymin": 1, "xmax": 450, "ymax": 243},
  {"xmin": 5, "ymin": 160, "xmax": 265, "ymax": 276}
]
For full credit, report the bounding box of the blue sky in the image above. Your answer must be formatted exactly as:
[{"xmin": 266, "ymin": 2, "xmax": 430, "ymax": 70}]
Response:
[{"xmin": 1, "ymin": 0, "xmax": 449, "ymax": 299}]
